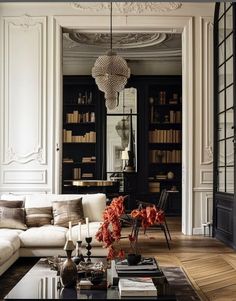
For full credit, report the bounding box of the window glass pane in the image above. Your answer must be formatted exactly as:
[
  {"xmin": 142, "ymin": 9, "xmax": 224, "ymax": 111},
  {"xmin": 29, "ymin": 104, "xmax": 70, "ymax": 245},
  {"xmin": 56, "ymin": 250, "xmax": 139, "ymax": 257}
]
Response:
[
  {"xmin": 218, "ymin": 140, "xmax": 225, "ymax": 167},
  {"xmin": 226, "ymin": 85, "xmax": 233, "ymax": 109},
  {"xmin": 218, "ymin": 167, "xmax": 225, "ymax": 192},
  {"xmin": 226, "ymin": 166, "xmax": 234, "ymax": 193},
  {"xmin": 225, "ymin": 3, "xmax": 232, "ymax": 10},
  {"xmin": 107, "ymin": 87, "xmax": 137, "ymax": 114},
  {"xmin": 219, "ymin": 3, "xmax": 225, "ymax": 18},
  {"xmin": 218, "ymin": 90, "xmax": 224, "ymax": 113},
  {"xmin": 226, "ymin": 57, "xmax": 233, "ymax": 87},
  {"xmin": 225, "ymin": 6, "xmax": 233, "ymax": 36},
  {"xmin": 106, "ymin": 115, "xmax": 137, "ymax": 172},
  {"xmin": 218, "ymin": 42, "xmax": 224, "ymax": 66},
  {"xmin": 218, "ymin": 16, "xmax": 224, "ymax": 44},
  {"xmin": 218, "ymin": 113, "xmax": 225, "ymax": 140},
  {"xmin": 218, "ymin": 64, "xmax": 224, "ymax": 91},
  {"xmin": 226, "ymin": 138, "xmax": 234, "ymax": 166},
  {"xmin": 225, "ymin": 34, "xmax": 233, "ymax": 59},
  {"xmin": 226, "ymin": 109, "xmax": 234, "ymax": 138}
]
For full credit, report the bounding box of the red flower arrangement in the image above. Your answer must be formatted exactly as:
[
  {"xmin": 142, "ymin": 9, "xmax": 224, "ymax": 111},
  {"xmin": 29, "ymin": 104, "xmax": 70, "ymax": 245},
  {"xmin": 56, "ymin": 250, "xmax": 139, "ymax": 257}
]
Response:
[{"xmin": 95, "ymin": 195, "xmax": 165, "ymax": 260}]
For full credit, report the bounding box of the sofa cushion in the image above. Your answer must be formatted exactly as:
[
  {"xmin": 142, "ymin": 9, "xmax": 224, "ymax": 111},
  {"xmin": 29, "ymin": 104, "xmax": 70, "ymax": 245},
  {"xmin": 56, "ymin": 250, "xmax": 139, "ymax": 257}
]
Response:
[
  {"xmin": 24, "ymin": 193, "xmax": 106, "ymax": 222},
  {"xmin": 0, "ymin": 230, "xmax": 21, "ymax": 252},
  {"xmin": 19, "ymin": 225, "xmax": 68, "ymax": 247},
  {"xmin": 0, "ymin": 240, "xmax": 14, "ymax": 265},
  {"xmin": 25, "ymin": 207, "xmax": 53, "ymax": 227},
  {"xmin": 0, "ymin": 200, "xmax": 24, "ymax": 208},
  {"xmin": 0, "ymin": 207, "xmax": 27, "ymax": 230},
  {"xmin": 66, "ymin": 222, "xmax": 103, "ymax": 247},
  {"xmin": 52, "ymin": 198, "xmax": 85, "ymax": 227},
  {"xmin": 1, "ymin": 194, "xmax": 26, "ymax": 201}
]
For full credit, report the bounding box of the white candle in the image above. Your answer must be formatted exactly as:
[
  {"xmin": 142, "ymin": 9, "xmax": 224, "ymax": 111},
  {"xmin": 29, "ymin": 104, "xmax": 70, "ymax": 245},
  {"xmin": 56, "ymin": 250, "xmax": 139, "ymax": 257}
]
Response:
[
  {"xmin": 86, "ymin": 217, "xmax": 90, "ymax": 237},
  {"xmin": 68, "ymin": 221, "xmax": 72, "ymax": 240},
  {"xmin": 78, "ymin": 222, "xmax": 81, "ymax": 241}
]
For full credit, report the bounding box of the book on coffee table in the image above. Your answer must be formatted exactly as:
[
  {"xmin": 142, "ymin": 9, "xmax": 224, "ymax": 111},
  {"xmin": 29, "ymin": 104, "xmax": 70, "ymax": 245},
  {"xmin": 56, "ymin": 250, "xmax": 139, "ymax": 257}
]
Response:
[
  {"xmin": 115, "ymin": 257, "xmax": 163, "ymax": 277},
  {"xmin": 118, "ymin": 277, "xmax": 157, "ymax": 297}
]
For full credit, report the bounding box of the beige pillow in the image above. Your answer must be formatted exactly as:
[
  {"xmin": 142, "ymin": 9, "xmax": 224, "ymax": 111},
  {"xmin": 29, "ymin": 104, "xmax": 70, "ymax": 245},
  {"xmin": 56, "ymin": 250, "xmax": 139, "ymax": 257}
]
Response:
[
  {"xmin": 0, "ymin": 207, "xmax": 27, "ymax": 230},
  {"xmin": 52, "ymin": 198, "xmax": 85, "ymax": 227},
  {"xmin": 0, "ymin": 200, "xmax": 24, "ymax": 208},
  {"xmin": 25, "ymin": 207, "xmax": 53, "ymax": 227}
]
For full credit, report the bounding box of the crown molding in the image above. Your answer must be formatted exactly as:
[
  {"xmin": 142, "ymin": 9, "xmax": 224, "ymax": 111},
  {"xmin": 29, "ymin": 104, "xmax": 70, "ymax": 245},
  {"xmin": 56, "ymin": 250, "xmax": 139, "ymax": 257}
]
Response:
[{"xmin": 70, "ymin": 2, "xmax": 182, "ymax": 14}]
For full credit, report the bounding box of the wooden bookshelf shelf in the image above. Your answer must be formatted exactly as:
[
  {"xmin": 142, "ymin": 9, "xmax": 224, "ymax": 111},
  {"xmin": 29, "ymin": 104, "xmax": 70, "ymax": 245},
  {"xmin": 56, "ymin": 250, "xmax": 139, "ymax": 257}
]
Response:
[
  {"xmin": 62, "ymin": 76, "xmax": 104, "ymax": 193},
  {"xmin": 147, "ymin": 78, "xmax": 182, "ymax": 215}
]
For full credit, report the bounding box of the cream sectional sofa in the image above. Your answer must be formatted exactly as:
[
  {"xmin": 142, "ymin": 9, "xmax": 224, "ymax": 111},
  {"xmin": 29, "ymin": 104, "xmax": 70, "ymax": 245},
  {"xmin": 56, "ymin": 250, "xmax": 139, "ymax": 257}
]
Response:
[{"xmin": 0, "ymin": 193, "xmax": 107, "ymax": 276}]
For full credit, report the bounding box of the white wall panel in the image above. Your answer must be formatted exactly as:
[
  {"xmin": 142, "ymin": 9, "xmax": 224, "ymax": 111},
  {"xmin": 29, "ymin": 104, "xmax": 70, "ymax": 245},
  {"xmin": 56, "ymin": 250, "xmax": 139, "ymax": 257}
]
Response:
[
  {"xmin": 3, "ymin": 170, "xmax": 46, "ymax": 184},
  {"xmin": 0, "ymin": 15, "xmax": 48, "ymax": 192},
  {"xmin": 2, "ymin": 16, "xmax": 46, "ymax": 165}
]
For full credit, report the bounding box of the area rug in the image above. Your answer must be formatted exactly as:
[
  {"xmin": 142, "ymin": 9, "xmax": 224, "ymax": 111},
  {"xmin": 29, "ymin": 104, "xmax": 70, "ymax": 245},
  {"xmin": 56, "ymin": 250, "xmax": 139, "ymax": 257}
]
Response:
[{"xmin": 0, "ymin": 258, "xmax": 201, "ymax": 300}]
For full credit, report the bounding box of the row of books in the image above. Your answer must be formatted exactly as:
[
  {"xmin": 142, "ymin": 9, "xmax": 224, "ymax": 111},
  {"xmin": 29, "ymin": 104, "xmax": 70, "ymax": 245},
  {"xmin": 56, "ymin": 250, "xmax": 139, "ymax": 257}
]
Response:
[
  {"xmin": 149, "ymin": 129, "xmax": 181, "ymax": 143},
  {"xmin": 149, "ymin": 150, "xmax": 182, "ymax": 163},
  {"xmin": 82, "ymin": 156, "xmax": 96, "ymax": 163},
  {"xmin": 149, "ymin": 92, "xmax": 180, "ymax": 105},
  {"xmin": 73, "ymin": 168, "xmax": 93, "ymax": 180},
  {"xmin": 66, "ymin": 111, "xmax": 95, "ymax": 124},
  {"xmin": 150, "ymin": 110, "xmax": 181, "ymax": 124},
  {"xmin": 73, "ymin": 168, "xmax": 81, "ymax": 180},
  {"xmin": 149, "ymin": 182, "xmax": 160, "ymax": 192},
  {"xmin": 62, "ymin": 157, "xmax": 96, "ymax": 164},
  {"xmin": 63, "ymin": 130, "xmax": 96, "ymax": 143}
]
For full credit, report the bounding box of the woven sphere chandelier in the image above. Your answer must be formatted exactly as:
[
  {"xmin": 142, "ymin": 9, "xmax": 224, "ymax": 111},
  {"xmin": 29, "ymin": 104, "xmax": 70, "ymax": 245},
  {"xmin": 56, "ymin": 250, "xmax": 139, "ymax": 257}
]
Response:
[{"xmin": 92, "ymin": 2, "xmax": 130, "ymax": 110}]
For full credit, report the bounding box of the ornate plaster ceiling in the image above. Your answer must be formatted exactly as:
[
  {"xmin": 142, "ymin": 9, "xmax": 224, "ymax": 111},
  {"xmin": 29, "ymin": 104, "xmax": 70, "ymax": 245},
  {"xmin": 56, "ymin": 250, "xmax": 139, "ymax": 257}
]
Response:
[{"xmin": 63, "ymin": 32, "xmax": 182, "ymax": 61}]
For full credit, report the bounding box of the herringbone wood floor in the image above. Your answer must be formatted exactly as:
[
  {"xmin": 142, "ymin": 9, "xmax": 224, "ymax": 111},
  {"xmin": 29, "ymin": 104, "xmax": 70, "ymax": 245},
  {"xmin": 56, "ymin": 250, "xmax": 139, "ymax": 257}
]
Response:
[{"xmin": 120, "ymin": 217, "xmax": 236, "ymax": 301}]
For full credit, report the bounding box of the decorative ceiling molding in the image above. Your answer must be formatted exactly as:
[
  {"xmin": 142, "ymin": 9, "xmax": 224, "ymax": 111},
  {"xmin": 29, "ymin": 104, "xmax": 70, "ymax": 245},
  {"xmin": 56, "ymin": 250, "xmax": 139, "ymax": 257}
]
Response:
[
  {"xmin": 65, "ymin": 33, "xmax": 168, "ymax": 49},
  {"xmin": 63, "ymin": 49, "xmax": 182, "ymax": 62},
  {"xmin": 70, "ymin": 2, "xmax": 182, "ymax": 14}
]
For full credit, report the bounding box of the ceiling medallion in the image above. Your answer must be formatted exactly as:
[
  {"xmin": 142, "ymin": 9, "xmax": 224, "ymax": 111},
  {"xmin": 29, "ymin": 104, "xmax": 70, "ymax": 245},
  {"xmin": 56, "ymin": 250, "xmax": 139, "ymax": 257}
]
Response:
[
  {"xmin": 71, "ymin": 2, "xmax": 182, "ymax": 14},
  {"xmin": 67, "ymin": 33, "xmax": 167, "ymax": 49}
]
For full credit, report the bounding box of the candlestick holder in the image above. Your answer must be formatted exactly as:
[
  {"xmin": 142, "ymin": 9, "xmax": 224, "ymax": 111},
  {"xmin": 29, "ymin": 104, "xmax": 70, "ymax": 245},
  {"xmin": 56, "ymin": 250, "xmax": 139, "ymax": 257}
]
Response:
[
  {"xmin": 72, "ymin": 240, "xmax": 85, "ymax": 265},
  {"xmin": 85, "ymin": 237, "xmax": 92, "ymax": 263}
]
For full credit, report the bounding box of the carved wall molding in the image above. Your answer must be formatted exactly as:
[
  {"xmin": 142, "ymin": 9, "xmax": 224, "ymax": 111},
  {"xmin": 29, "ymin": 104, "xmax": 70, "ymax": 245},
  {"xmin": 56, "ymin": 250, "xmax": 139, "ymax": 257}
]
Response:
[
  {"xmin": 7, "ymin": 14, "xmax": 43, "ymax": 29},
  {"xmin": 200, "ymin": 169, "xmax": 213, "ymax": 185},
  {"xmin": 2, "ymin": 16, "xmax": 47, "ymax": 165},
  {"xmin": 201, "ymin": 192, "xmax": 213, "ymax": 224},
  {"xmin": 2, "ymin": 169, "xmax": 47, "ymax": 184},
  {"xmin": 199, "ymin": 17, "xmax": 214, "ymax": 165},
  {"xmin": 71, "ymin": 2, "xmax": 182, "ymax": 14}
]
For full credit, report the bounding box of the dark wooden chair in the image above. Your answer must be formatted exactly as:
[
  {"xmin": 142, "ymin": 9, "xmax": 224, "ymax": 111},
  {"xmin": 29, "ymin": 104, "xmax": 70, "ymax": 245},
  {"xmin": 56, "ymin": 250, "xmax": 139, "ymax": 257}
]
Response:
[{"xmin": 137, "ymin": 189, "xmax": 171, "ymax": 249}]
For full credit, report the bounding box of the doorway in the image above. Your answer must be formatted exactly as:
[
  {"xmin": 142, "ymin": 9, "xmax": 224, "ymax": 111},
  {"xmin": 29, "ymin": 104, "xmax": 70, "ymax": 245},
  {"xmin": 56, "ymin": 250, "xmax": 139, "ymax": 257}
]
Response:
[{"xmin": 53, "ymin": 14, "xmax": 194, "ymax": 235}]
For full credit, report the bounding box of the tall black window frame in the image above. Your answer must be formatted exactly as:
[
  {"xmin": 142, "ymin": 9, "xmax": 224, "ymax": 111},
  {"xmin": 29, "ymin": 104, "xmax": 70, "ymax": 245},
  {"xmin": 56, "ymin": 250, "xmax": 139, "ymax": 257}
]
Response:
[
  {"xmin": 214, "ymin": 3, "xmax": 235, "ymax": 195},
  {"xmin": 213, "ymin": 2, "xmax": 236, "ymax": 248}
]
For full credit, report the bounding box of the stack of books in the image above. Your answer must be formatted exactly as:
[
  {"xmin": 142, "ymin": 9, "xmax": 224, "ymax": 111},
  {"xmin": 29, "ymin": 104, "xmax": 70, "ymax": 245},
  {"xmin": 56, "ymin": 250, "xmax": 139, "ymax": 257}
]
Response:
[
  {"xmin": 118, "ymin": 277, "xmax": 157, "ymax": 297},
  {"xmin": 115, "ymin": 257, "xmax": 163, "ymax": 277}
]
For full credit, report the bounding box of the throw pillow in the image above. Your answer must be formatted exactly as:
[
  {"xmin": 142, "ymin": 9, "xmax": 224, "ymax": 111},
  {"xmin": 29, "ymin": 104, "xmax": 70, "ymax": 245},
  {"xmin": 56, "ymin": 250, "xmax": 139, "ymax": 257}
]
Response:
[
  {"xmin": 0, "ymin": 207, "xmax": 27, "ymax": 230},
  {"xmin": 0, "ymin": 200, "xmax": 24, "ymax": 208},
  {"xmin": 25, "ymin": 207, "xmax": 53, "ymax": 227},
  {"xmin": 52, "ymin": 198, "xmax": 85, "ymax": 227}
]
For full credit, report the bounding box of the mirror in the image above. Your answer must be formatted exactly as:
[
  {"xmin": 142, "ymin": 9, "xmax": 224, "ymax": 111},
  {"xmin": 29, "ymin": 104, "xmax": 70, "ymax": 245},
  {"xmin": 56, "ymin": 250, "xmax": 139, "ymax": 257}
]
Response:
[{"xmin": 106, "ymin": 87, "xmax": 137, "ymax": 174}]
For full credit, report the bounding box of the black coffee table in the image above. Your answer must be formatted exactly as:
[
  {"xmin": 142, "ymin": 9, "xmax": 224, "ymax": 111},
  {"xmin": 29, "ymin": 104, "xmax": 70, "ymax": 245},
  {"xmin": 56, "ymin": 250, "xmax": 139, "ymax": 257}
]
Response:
[{"xmin": 4, "ymin": 257, "xmax": 176, "ymax": 300}]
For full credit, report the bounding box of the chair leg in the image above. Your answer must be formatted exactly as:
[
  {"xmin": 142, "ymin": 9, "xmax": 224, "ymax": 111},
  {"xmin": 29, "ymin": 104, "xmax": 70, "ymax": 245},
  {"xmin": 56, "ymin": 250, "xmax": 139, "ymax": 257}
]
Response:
[
  {"xmin": 164, "ymin": 217, "xmax": 172, "ymax": 240},
  {"xmin": 161, "ymin": 224, "xmax": 170, "ymax": 250}
]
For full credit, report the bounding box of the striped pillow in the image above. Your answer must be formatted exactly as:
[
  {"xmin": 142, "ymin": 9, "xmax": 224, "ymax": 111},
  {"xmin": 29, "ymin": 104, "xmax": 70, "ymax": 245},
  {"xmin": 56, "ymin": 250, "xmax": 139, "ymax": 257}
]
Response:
[
  {"xmin": 0, "ymin": 207, "xmax": 27, "ymax": 230},
  {"xmin": 0, "ymin": 200, "xmax": 24, "ymax": 208},
  {"xmin": 52, "ymin": 198, "xmax": 85, "ymax": 227},
  {"xmin": 25, "ymin": 207, "xmax": 53, "ymax": 227}
]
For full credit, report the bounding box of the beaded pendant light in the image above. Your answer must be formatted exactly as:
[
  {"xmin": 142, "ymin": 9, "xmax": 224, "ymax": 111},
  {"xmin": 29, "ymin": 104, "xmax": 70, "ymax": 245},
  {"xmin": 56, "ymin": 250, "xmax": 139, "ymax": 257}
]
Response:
[{"xmin": 92, "ymin": 2, "xmax": 130, "ymax": 110}]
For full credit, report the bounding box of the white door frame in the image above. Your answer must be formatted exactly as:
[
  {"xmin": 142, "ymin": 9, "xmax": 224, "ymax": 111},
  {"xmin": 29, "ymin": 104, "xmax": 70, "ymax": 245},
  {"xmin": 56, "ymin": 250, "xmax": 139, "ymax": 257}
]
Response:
[{"xmin": 52, "ymin": 15, "xmax": 194, "ymax": 235}]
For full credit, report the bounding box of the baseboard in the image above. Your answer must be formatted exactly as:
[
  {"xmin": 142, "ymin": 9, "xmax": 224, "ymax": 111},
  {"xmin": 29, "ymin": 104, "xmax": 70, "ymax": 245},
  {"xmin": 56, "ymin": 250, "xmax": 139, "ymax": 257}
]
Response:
[{"xmin": 193, "ymin": 227, "xmax": 203, "ymax": 235}]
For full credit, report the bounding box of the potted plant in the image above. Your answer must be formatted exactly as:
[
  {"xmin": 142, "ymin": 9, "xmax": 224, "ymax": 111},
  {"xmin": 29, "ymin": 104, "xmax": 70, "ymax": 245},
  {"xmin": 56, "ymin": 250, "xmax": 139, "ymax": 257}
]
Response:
[{"xmin": 95, "ymin": 196, "xmax": 165, "ymax": 263}]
